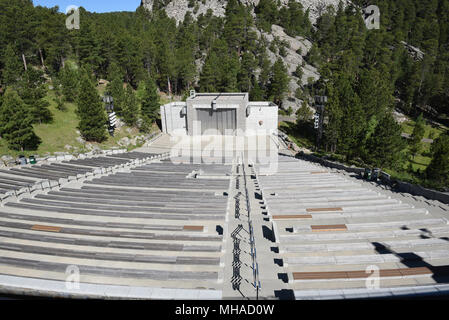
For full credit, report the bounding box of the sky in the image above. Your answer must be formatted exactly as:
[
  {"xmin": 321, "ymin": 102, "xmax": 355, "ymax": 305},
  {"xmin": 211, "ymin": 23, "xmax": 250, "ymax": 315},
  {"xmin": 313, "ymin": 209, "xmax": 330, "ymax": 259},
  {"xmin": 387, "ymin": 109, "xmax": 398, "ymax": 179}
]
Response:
[{"xmin": 33, "ymin": 0, "xmax": 141, "ymax": 13}]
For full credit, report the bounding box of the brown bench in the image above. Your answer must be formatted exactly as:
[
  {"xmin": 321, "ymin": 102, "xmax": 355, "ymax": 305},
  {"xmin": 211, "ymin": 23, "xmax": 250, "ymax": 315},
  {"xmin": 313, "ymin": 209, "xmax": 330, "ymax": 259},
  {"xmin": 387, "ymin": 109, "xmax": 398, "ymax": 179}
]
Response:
[
  {"xmin": 292, "ymin": 267, "xmax": 440, "ymax": 280},
  {"xmin": 183, "ymin": 225, "xmax": 204, "ymax": 232},
  {"xmin": 31, "ymin": 225, "xmax": 62, "ymax": 233}
]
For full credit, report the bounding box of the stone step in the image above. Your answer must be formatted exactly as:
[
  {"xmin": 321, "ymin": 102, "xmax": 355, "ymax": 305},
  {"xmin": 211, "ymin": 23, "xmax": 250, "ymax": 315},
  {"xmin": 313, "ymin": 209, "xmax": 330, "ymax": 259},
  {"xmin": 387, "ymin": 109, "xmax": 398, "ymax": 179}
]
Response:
[
  {"xmin": 293, "ymin": 284, "xmax": 449, "ymax": 299},
  {"xmin": 0, "ymin": 210, "xmax": 217, "ymax": 233},
  {"xmin": 0, "ymin": 254, "xmax": 219, "ymax": 280},
  {"xmin": 272, "ymin": 208, "xmax": 428, "ymax": 221},
  {"xmin": 284, "ymin": 249, "xmax": 449, "ymax": 266},
  {"xmin": 280, "ymin": 226, "xmax": 449, "ymax": 243},
  {"xmin": 0, "ymin": 239, "xmax": 221, "ymax": 266},
  {"xmin": 0, "ymin": 218, "xmax": 221, "ymax": 242},
  {"xmin": 6, "ymin": 203, "xmax": 225, "ymax": 221},
  {"xmin": 280, "ymin": 238, "xmax": 449, "ymax": 254},
  {"xmin": 0, "ymin": 273, "xmax": 223, "ymax": 298},
  {"xmin": 0, "ymin": 227, "xmax": 222, "ymax": 252}
]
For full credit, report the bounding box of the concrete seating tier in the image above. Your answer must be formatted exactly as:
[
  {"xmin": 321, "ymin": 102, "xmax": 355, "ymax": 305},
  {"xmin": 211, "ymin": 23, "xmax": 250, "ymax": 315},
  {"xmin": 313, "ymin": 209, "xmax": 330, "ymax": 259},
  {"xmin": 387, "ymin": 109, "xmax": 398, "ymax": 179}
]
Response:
[
  {"xmin": 85, "ymin": 161, "xmax": 231, "ymax": 190},
  {"xmin": 257, "ymin": 155, "xmax": 449, "ymax": 298},
  {"xmin": 0, "ymin": 152, "xmax": 164, "ymax": 201},
  {"xmin": 0, "ymin": 157, "xmax": 230, "ymax": 297}
]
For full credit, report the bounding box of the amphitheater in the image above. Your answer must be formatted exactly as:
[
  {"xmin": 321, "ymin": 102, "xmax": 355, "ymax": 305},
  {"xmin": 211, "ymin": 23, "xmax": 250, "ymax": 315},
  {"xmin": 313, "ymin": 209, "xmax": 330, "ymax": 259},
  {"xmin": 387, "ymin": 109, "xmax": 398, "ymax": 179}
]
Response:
[{"xmin": 0, "ymin": 133, "xmax": 449, "ymax": 300}]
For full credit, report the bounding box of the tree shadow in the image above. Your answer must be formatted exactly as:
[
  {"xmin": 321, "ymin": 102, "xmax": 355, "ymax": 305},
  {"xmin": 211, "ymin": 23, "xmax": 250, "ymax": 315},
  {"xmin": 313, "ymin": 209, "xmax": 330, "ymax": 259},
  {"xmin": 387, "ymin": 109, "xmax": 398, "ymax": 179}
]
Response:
[
  {"xmin": 409, "ymin": 158, "xmax": 428, "ymax": 167},
  {"xmin": 372, "ymin": 242, "xmax": 449, "ymax": 284}
]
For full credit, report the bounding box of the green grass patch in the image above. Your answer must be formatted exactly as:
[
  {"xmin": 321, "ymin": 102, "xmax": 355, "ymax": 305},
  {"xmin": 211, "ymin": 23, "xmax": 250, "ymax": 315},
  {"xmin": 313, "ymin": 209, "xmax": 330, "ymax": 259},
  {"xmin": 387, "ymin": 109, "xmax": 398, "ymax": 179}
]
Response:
[
  {"xmin": 0, "ymin": 86, "xmax": 159, "ymax": 159},
  {"xmin": 401, "ymin": 119, "xmax": 446, "ymax": 140},
  {"xmin": 280, "ymin": 121, "xmax": 315, "ymax": 150}
]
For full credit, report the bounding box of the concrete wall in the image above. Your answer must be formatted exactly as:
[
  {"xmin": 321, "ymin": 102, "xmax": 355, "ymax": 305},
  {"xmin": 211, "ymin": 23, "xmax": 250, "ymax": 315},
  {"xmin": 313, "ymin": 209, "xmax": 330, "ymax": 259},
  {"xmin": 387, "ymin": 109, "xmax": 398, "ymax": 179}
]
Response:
[
  {"xmin": 246, "ymin": 103, "xmax": 278, "ymax": 136},
  {"xmin": 161, "ymin": 94, "xmax": 279, "ymax": 137},
  {"xmin": 186, "ymin": 93, "xmax": 248, "ymax": 136},
  {"xmin": 160, "ymin": 102, "xmax": 187, "ymax": 136}
]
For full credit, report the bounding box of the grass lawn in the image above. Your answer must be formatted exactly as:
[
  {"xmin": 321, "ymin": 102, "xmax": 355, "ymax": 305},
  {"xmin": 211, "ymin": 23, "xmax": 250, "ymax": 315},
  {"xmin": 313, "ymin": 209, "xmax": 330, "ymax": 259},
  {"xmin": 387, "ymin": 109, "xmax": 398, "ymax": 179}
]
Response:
[
  {"xmin": 279, "ymin": 121, "xmax": 315, "ymax": 150},
  {"xmin": 400, "ymin": 118, "xmax": 448, "ymax": 172},
  {"xmin": 0, "ymin": 85, "xmax": 160, "ymax": 159},
  {"xmin": 401, "ymin": 119, "xmax": 446, "ymax": 140}
]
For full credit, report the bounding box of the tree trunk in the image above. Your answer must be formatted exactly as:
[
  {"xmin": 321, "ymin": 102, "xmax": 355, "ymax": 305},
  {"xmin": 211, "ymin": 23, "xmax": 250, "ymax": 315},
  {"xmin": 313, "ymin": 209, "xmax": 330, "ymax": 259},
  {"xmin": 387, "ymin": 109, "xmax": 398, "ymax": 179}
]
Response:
[
  {"xmin": 22, "ymin": 53, "xmax": 28, "ymax": 71},
  {"xmin": 39, "ymin": 48, "xmax": 45, "ymax": 68}
]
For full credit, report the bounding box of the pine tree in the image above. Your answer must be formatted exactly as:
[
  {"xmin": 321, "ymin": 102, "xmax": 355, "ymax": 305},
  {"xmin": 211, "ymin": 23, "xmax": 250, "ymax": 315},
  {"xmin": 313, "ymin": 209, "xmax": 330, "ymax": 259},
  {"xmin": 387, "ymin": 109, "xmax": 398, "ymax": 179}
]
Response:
[
  {"xmin": 258, "ymin": 52, "xmax": 271, "ymax": 93},
  {"xmin": 426, "ymin": 133, "xmax": 449, "ymax": 186},
  {"xmin": 294, "ymin": 65, "xmax": 303, "ymax": 79},
  {"xmin": 18, "ymin": 68, "xmax": 53, "ymax": 124},
  {"xmin": 238, "ymin": 52, "xmax": 256, "ymax": 92},
  {"xmin": 58, "ymin": 66, "xmax": 79, "ymax": 102},
  {"xmin": 249, "ymin": 81, "xmax": 264, "ymax": 101},
  {"xmin": 76, "ymin": 70, "xmax": 107, "ymax": 142},
  {"xmin": 338, "ymin": 84, "xmax": 364, "ymax": 161},
  {"xmin": 269, "ymin": 58, "xmax": 289, "ymax": 106},
  {"xmin": 223, "ymin": 0, "xmax": 251, "ymax": 54},
  {"xmin": 0, "ymin": 88, "xmax": 41, "ymax": 151},
  {"xmin": 358, "ymin": 68, "xmax": 393, "ymax": 120},
  {"xmin": 122, "ymin": 85, "xmax": 139, "ymax": 127},
  {"xmin": 254, "ymin": 0, "xmax": 278, "ymax": 32},
  {"xmin": 296, "ymin": 101, "xmax": 313, "ymax": 124},
  {"xmin": 365, "ymin": 113, "xmax": 405, "ymax": 169},
  {"xmin": 199, "ymin": 56, "xmax": 217, "ymax": 92},
  {"xmin": 106, "ymin": 73, "xmax": 125, "ymax": 116},
  {"xmin": 324, "ymin": 81, "xmax": 342, "ymax": 153},
  {"xmin": 200, "ymin": 38, "xmax": 240, "ymax": 92},
  {"xmin": 52, "ymin": 77, "xmax": 66, "ymax": 111},
  {"xmin": 1, "ymin": 44, "xmax": 22, "ymax": 87},
  {"xmin": 409, "ymin": 113, "xmax": 425, "ymax": 158},
  {"xmin": 140, "ymin": 77, "xmax": 160, "ymax": 132},
  {"xmin": 174, "ymin": 13, "xmax": 197, "ymax": 93}
]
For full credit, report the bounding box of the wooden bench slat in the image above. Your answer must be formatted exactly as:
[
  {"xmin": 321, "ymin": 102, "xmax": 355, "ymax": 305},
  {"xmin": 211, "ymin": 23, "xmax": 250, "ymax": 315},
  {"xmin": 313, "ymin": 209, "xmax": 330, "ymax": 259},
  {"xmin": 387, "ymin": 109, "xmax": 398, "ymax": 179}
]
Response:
[
  {"xmin": 399, "ymin": 267, "xmax": 432, "ymax": 276},
  {"xmin": 183, "ymin": 225, "xmax": 204, "ymax": 231},
  {"xmin": 293, "ymin": 267, "xmax": 440, "ymax": 281},
  {"xmin": 31, "ymin": 225, "xmax": 62, "ymax": 233},
  {"xmin": 379, "ymin": 269, "xmax": 403, "ymax": 277}
]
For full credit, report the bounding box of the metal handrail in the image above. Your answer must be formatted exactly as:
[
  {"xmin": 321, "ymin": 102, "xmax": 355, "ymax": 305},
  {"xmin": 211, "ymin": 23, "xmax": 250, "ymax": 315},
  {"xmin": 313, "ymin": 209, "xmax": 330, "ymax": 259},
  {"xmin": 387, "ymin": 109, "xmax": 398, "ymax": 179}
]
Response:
[{"xmin": 242, "ymin": 163, "xmax": 260, "ymax": 298}]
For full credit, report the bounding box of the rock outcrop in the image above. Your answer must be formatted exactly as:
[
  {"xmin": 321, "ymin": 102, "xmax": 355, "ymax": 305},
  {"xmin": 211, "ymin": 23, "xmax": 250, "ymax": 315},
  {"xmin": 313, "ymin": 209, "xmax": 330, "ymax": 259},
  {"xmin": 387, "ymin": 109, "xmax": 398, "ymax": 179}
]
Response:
[
  {"xmin": 140, "ymin": 0, "xmax": 343, "ymax": 24},
  {"xmin": 255, "ymin": 25, "xmax": 320, "ymax": 111}
]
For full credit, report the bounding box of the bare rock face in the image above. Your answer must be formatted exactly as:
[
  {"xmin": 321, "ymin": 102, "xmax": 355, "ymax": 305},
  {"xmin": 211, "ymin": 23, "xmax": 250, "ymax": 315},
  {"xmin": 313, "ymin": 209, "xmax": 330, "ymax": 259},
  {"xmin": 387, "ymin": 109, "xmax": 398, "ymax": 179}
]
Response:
[
  {"xmin": 255, "ymin": 24, "xmax": 319, "ymax": 111},
  {"xmin": 140, "ymin": 0, "xmax": 344, "ymax": 24}
]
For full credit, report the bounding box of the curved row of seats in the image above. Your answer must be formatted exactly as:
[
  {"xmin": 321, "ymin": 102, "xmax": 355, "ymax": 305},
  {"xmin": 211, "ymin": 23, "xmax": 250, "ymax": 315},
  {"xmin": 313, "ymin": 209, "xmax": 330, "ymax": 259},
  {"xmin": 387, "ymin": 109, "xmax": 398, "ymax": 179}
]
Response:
[
  {"xmin": 0, "ymin": 152, "xmax": 165, "ymax": 204},
  {"xmin": 257, "ymin": 155, "xmax": 449, "ymax": 299}
]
